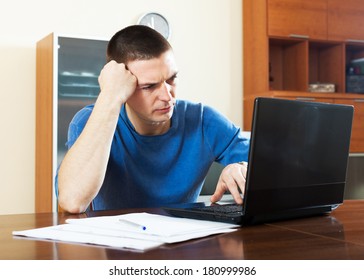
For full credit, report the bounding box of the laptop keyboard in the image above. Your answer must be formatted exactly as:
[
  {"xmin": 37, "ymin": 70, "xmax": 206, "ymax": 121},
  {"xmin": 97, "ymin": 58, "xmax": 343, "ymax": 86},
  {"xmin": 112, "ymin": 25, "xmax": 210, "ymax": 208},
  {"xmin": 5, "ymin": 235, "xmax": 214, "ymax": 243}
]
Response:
[{"xmin": 192, "ymin": 203, "xmax": 244, "ymax": 215}]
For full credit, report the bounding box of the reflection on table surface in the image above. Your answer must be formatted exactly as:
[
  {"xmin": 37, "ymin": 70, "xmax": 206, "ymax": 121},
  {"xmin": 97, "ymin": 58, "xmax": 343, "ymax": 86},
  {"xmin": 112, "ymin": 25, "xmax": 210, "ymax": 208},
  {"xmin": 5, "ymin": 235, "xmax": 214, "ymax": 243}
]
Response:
[{"xmin": 2, "ymin": 200, "xmax": 364, "ymax": 259}]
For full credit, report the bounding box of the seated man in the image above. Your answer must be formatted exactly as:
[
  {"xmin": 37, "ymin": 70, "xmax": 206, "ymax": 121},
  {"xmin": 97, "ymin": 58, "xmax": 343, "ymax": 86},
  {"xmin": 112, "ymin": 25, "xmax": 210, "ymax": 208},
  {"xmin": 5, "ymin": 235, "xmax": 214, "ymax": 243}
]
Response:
[{"xmin": 56, "ymin": 25, "xmax": 250, "ymax": 213}]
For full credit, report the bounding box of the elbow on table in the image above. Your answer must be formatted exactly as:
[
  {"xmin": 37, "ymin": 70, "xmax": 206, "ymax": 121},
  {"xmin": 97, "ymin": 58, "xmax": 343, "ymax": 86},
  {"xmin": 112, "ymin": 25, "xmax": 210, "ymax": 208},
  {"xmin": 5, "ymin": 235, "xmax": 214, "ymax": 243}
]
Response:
[{"xmin": 58, "ymin": 194, "xmax": 88, "ymax": 214}]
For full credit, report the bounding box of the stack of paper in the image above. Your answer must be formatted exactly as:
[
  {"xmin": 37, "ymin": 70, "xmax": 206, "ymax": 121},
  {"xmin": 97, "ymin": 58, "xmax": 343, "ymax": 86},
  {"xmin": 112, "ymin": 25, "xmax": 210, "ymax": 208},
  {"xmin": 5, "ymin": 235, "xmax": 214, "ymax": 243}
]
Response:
[{"xmin": 13, "ymin": 212, "xmax": 238, "ymax": 251}]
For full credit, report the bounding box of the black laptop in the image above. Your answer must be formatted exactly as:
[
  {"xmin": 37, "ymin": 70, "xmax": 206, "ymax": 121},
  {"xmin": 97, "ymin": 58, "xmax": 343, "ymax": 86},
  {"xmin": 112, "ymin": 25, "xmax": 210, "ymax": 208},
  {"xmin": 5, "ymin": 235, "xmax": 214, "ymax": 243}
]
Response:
[{"xmin": 164, "ymin": 97, "xmax": 354, "ymax": 225}]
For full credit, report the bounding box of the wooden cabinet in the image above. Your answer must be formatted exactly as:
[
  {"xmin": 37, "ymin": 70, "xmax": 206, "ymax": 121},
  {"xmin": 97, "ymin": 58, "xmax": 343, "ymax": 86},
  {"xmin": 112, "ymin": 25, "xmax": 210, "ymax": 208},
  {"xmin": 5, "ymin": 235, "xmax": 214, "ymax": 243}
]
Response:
[
  {"xmin": 268, "ymin": 0, "xmax": 328, "ymax": 40},
  {"xmin": 243, "ymin": 0, "xmax": 364, "ymax": 152},
  {"xmin": 36, "ymin": 33, "xmax": 107, "ymax": 213},
  {"xmin": 328, "ymin": 0, "xmax": 364, "ymax": 41},
  {"xmin": 335, "ymin": 98, "xmax": 364, "ymax": 152}
]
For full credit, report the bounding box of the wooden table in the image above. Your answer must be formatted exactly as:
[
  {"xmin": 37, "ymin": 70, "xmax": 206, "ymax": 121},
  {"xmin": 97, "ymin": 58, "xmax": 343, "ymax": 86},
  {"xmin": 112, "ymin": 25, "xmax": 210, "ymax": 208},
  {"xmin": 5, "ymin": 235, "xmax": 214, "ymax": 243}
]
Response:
[{"xmin": 2, "ymin": 200, "xmax": 364, "ymax": 259}]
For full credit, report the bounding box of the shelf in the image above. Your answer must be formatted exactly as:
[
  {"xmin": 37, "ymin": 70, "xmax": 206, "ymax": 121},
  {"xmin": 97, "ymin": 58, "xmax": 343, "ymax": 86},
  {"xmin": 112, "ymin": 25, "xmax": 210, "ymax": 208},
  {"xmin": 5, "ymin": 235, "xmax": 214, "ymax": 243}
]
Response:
[
  {"xmin": 309, "ymin": 41, "xmax": 344, "ymax": 92},
  {"xmin": 269, "ymin": 38, "xmax": 308, "ymax": 91},
  {"xmin": 269, "ymin": 38, "xmax": 346, "ymax": 93}
]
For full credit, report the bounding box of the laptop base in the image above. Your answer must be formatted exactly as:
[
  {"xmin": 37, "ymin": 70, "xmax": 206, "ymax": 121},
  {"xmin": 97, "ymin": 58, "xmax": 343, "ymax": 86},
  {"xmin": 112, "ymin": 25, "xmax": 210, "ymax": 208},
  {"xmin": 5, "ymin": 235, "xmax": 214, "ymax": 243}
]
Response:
[{"xmin": 164, "ymin": 203, "xmax": 334, "ymax": 225}]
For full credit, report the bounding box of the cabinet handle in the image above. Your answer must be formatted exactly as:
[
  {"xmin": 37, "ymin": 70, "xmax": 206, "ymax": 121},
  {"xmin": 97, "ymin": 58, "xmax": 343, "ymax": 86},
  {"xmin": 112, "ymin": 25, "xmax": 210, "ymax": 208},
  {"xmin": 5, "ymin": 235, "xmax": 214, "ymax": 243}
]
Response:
[
  {"xmin": 354, "ymin": 99, "xmax": 364, "ymax": 103},
  {"xmin": 296, "ymin": 97, "xmax": 315, "ymax": 101},
  {"xmin": 346, "ymin": 39, "xmax": 364, "ymax": 44},
  {"xmin": 289, "ymin": 34, "xmax": 309, "ymax": 39}
]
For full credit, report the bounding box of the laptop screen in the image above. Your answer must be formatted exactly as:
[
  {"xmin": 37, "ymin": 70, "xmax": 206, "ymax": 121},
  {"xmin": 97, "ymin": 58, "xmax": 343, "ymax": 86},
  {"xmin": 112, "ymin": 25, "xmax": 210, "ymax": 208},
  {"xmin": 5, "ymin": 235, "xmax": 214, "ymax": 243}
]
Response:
[{"xmin": 244, "ymin": 98, "xmax": 354, "ymax": 216}]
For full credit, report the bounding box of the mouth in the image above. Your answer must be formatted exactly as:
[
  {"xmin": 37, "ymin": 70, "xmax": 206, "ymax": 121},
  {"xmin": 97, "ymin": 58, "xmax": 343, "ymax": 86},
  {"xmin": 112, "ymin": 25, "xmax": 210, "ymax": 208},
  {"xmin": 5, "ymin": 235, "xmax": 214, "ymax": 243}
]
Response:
[{"xmin": 155, "ymin": 105, "xmax": 173, "ymax": 114}]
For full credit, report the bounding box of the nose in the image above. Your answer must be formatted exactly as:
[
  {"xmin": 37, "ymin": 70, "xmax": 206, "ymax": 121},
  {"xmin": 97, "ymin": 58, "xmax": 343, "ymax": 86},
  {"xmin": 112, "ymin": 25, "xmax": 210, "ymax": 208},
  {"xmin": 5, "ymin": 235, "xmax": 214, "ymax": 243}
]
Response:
[{"xmin": 159, "ymin": 81, "xmax": 173, "ymax": 101}]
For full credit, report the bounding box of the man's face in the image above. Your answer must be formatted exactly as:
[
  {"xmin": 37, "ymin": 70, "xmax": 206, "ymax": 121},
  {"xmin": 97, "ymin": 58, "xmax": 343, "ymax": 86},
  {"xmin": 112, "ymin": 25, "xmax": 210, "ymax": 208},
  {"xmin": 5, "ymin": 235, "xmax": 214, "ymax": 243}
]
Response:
[{"xmin": 126, "ymin": 50, "xmax": 178, "ymax": 135}]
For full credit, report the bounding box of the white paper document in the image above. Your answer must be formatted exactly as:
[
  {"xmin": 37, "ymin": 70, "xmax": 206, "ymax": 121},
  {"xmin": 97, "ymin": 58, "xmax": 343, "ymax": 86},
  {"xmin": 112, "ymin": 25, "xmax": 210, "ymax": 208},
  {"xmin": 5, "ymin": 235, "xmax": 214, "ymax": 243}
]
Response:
[{"xmin": 13, "ymin": 212, "xmax": 238, "ymax": 251}]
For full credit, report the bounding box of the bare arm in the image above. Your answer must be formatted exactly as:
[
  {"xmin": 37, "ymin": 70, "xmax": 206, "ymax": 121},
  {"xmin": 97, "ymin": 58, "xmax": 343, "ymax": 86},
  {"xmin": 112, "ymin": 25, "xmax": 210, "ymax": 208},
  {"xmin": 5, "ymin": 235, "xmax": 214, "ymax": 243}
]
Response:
[
  {"xmin": 57, "ymin": 61, "xmax": 137, "ymax": 213},
  {"xmin": 210, "ymin": 162, "xmax": 248, "ymax": 205}
]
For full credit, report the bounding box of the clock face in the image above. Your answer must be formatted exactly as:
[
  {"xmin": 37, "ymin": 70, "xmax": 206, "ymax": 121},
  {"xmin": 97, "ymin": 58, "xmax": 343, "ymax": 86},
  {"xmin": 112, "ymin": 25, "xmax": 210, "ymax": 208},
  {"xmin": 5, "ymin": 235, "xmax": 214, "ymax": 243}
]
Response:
[{"xmin": 137, "ymin": 12, "xmax": 171, "ymax": 40}]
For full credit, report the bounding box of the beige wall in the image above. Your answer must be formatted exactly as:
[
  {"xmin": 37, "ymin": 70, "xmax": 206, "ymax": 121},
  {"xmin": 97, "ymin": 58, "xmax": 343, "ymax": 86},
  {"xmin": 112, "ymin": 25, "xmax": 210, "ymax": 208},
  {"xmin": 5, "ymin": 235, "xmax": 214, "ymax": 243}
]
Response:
[{"xmin": 0, "ymin": 0, "xmax": 242, "ymax": 214}]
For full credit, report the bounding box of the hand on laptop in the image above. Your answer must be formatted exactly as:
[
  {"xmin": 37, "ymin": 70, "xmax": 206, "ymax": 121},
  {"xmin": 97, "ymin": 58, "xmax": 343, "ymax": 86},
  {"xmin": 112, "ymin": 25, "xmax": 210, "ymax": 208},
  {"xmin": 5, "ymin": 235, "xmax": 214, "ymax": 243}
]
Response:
[{"xmin": 210, "ymin": 162, "xmax": 248, "ymax": 205}]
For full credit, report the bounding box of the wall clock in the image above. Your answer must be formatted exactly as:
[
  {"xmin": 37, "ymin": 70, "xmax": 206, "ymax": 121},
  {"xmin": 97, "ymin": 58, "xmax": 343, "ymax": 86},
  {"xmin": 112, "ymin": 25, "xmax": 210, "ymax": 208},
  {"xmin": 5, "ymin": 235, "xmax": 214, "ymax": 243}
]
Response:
[{"xmin": 137, "ymin": 12, "xmax": 171, "ymax": 40}]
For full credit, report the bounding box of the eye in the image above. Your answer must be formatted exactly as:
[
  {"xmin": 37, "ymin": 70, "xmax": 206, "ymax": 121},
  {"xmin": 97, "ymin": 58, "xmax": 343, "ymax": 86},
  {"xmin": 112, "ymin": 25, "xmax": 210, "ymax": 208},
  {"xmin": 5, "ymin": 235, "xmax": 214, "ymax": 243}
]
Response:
[
  {"xmin": 140, "ymin": 84, "xmax": 156, "ymax": 91},
  {"xmin": 167, "ymin": 74, "xmax": 178, "ymax": 85}
]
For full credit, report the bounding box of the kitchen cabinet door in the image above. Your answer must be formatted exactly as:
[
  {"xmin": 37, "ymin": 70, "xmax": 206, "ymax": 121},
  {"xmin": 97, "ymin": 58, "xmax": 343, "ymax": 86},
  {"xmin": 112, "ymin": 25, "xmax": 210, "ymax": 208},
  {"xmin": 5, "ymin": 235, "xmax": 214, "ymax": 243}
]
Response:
[
  {"xmin": 328, "ymin": 0, "xmax": 364, "ymax": 41},
  {"xmin": 268, "ymin": 0, "xmax": 327, "ymax": 40}
]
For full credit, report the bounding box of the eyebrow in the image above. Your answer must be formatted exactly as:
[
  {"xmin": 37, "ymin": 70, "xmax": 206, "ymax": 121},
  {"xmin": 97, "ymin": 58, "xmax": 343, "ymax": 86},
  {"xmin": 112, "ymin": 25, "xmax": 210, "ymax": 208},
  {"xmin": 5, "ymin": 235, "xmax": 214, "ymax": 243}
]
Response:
[{"xmin": 138, "ymin": 71, "xmax": 178, "ymax": 88}]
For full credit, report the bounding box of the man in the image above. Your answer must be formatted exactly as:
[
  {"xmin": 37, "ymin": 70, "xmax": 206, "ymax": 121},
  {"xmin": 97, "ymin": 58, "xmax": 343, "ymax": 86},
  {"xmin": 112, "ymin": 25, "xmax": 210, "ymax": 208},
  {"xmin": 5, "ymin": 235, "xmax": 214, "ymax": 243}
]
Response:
[{"xmin": 57, "ymin": 25, "xmax": 250, "ymax": 214}]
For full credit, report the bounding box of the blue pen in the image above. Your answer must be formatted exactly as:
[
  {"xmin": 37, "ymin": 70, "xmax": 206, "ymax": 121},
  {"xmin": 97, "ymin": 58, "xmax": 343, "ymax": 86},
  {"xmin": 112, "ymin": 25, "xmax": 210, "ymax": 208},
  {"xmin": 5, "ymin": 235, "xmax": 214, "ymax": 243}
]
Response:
[{"xmin": 119, "ymin": 219, "xmax": 147, "ymax": 231}]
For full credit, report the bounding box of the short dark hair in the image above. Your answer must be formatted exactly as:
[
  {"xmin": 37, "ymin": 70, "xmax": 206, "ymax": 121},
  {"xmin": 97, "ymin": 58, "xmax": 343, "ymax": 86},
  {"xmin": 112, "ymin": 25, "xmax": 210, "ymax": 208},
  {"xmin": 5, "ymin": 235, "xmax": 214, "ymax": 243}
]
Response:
[{"xmin": 107, "ymin": 25, "xmax": 172, "ymax": 63}]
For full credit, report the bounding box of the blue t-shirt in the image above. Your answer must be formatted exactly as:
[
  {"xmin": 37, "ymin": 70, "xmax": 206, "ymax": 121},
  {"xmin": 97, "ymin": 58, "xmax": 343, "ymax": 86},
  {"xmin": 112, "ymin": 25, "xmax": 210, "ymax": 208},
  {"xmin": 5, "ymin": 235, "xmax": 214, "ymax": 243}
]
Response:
[{"xmin": 57, "ymin": 100, "xmax": 250, "ymax": 210}]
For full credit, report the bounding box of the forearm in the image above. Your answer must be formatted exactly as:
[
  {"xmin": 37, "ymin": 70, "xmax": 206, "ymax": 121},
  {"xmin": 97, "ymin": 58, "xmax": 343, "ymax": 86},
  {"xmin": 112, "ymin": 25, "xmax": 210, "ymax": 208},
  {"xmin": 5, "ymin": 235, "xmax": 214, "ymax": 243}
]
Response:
[{"xmin": 57, "ymin": 92, "xmax": 122, "ymax": 213}]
